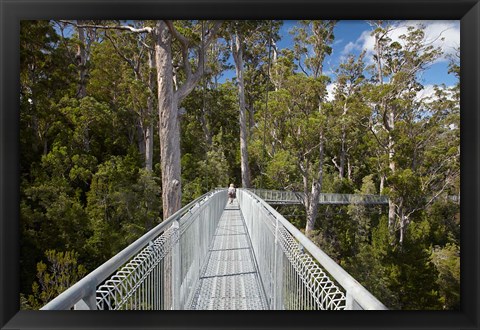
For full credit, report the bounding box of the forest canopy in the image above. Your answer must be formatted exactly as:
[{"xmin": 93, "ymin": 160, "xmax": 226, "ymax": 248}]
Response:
[{"xmin": 20, "ymin": 20, "xmax": 459, "ymax": 310}]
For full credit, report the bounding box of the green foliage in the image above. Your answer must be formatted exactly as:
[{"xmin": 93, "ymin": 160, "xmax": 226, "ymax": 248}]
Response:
[
  {"xmin": 263, "ymin": 150, "xmax": 298, "ymax": 189},
  {"xmin": 25, "ymin": 250, "xmax": 87, "ymax": 309},
  {"xmin": 426, "ymin": 200, "xmax": 460, "ymax": 246},
  {"xmin": 86, "ymin": 154, "xmax": 161, "ymax": 265},
  {"xmin": 430, "ymin": 243, "xmax": 460, "ymax": 310},
  {"xmin": 19, "ymin": 19, "xmax": 460, "ymax": 311}
]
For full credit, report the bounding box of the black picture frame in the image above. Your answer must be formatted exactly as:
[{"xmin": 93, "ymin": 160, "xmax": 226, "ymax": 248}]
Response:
[{"xmin": 1, "ymin": 0, "xmax": 478, "ymax": 329}]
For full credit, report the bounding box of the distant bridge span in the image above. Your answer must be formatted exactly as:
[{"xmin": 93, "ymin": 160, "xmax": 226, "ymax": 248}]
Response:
[{"xmin": 248, "ymin": 189, "xmax": 389, "ymax": 205}]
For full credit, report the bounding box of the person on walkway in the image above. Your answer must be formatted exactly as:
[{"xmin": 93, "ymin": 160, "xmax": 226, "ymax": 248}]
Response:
[{"xmin": 227, "ymin": 183, "xmax": 236, "ymax": 204}]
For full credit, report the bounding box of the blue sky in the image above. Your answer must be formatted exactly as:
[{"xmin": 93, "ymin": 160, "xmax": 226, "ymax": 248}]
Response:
[{"xmin": 221, "ymin": 20, "xmax": 460, "ymax": 95}]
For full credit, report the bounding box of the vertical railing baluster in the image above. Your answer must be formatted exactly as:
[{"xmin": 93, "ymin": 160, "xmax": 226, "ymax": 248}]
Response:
[
  {"xmin": 172, "ymin": 221, "xmax": 181, "ymax": 309},
  {"xmin": 273, "ymin": 219, "xmax": 284, "ymax": 309},
  {"xmin": 73, "ymin": 290, "xmax": 97, "ymax": 310}
]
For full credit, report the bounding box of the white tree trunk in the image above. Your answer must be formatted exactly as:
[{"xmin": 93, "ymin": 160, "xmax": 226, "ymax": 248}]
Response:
[
  {"xmin": 387, "ymin": 113, "xmax": 396, "ymax": 231},
  {"xmin": 156, "ymin": 21, "xmax": 181, "ymax": 220},
  {"xmin": 339, "ymin": 102, "xmax": 349, "ymax": 179},
  {"xmin": 305, "ymin": 133, "xmax": 325, "ymax": 236},
  {"xmin": 232, "ymin": 33, "xmax": 251, "ymax": 188},
  {"xmin": 306, "ymin": 183, "xmax": 321, "ymax": 235},
  {"xmin": 145, "ymin": 49, "xmax": 155, "ymax": 172},
  {"xmin": 76, "ymin": 20, "xmax": 87, "ymax": 98}
]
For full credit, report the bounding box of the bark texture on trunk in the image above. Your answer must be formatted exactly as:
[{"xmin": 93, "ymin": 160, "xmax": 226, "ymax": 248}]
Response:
[
  {"xmin": 156, "ymin": 21, "xmax": 181, "ymax": 220},
  {"xmin": 305, "ymin": 133, "xmax": 325, "ymax": 236},
  {"xmin": 305, "ymin": 183, "xmax": 321, "ymax": 235},
  {"xmin": 76, "ymin": 20, "xmax": 87, "ymax": 98},
  {"xmin": 232, "ymin": 33, "xmax": 251, "ymax": 188},
  {"xmin": 145, "ymin": 49, "xmax": 156, "ymax": 172},
  {"xmin": 387, "ymin": 112, "xmax": 396, "ymax": 231}
]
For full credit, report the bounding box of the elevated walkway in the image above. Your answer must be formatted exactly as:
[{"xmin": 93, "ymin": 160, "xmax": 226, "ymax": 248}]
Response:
[
  {"xmin": 189, "ymin": 200, "xmax": 267, "ymax": 309},
  {"xmin": 41, "ymin": 189, "xmax": 387, "ymax": 311}
]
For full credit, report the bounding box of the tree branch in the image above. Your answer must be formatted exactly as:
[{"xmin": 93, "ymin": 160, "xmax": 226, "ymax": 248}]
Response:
[
  {"xmin": 174, "ymin": 20, "xmax": 223, "ymax": 102},
  {"xmin": 59, "ymin": 20, "xmax": 153, "ymax": 34},
  {"xmin": 369, "ymin": 124, "xmax": 389, "ymax": 151},
  {"xmin": 104, "ymin": 31, "xmax": 135, "ymax": 70}
]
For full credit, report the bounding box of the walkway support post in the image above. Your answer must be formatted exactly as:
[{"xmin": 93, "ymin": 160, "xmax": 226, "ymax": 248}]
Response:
[
  {"xmin": 172, "ymin": 220, "xmax": 181, "ymax": 310},
  {"xmin": 73, "ymin": 291, "xmax": 96, "ymax": 310},
  {"xmin": 346, "ymin": 292, "xmax": 362, "ymax": 310},
  {"xmin": 273, "ymin": 218, "xmax": 284, "ymax": 309}
]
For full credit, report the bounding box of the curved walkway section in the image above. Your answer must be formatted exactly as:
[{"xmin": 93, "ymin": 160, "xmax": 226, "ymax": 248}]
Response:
[{"xmin": 188, "ymin": 200, "xmax": 267, "ymax": 310}]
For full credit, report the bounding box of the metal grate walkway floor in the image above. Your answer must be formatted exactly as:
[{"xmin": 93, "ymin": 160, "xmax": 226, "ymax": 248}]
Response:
[{"xmin": 188, "ymin": 199, "xmax": 267, "ymax": 310}]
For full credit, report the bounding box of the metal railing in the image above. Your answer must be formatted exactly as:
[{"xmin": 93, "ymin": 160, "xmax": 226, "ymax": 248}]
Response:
[
  {"xmin": 249, "ymin": 189, "xmax": 389, "ymax": 205},
  {"xmin": 238, "ymin": 189, "xmax": 387, "ymax": 310},
  {"xmin": 41, "ymin": 188, "xmax": 386, "ymax": 311},
  {"xmin": 41, "ymin": 189, "xmax": 227, "ymax": 310}
]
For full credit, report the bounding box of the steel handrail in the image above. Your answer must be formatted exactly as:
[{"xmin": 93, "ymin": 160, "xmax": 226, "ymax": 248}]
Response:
[
  {"xmin": 248, "ymin": 188, "xmax": 389, "ymax": 204},
  {"xmin": 241, "ymin": 188, "xmax": 387, "ymax": 310},
  {"xmin": 41, "ymin": 189, "xmax": 225, "ymax": 310}
]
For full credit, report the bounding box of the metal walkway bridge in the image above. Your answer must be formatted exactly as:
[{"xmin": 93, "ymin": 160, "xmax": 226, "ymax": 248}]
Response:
[
  {"xmin": 249, "ymin": 188, "xmax": 389, "ymax": 205},
  {"xmin": 41, "ymin": 189, "xmax": 387, "ymax": 311}
]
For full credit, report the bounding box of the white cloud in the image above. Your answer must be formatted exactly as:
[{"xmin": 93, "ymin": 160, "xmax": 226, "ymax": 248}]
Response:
[
  {"xmin": 400, "ymin": 20, "xmax": 459, "ymax": 62},
  {"xmin": 341, "ymin": 41, "xmax": 359, "ymax": 55},
  {"xmin": 415, "ymin": 84, "xmax": 455, "ymax": 103},
  {"xmin": 342, "ymin": 21, "xmax": 459, "ymax": 66},
  {"xmin": 415, "ymin": 84, "xmax": 437, "ymax": 102},
  {"xmin": 326, "ymin": 83, "xmax": 336, "ymax": 101}
]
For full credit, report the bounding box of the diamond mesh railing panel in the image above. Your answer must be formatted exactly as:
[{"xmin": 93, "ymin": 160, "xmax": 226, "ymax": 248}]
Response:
[
  {"xmin": 42, "ymin": 190, "xmax": 227, "ymax": 311},
  {"xmin": 279, "ymin": 225, "xmax": 345, "ymax": 310},
  {"xmin": 238, "ymin": 190, "xmax": 346, "ymax": 310},
  {"xmin": 94, "ymin": 191, "xmax": 227, "ymax": 310},
  {"xmin": 238, "ymin": 189, "xmax": 387, "ymax": 310},
  {"xmin": 96, "ymin": 225, "xmax": 178, "ymax": 310}
]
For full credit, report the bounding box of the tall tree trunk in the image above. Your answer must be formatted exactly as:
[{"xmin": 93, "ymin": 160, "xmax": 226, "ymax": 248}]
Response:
[
  {"xmin": 156, "ymin": 21, "xmax": 181, "ymax": 220},
  {"xmin": 338, "ymin": 102, "xmax": 348, "ymax": 179},
  {"xmin": 145, "ymin": 49, "xmax": 155, "ymax": 172},
  {"xmin": 339, "ymin": 130, "xmax": 346, "ymax": 180},
  {"xmin": 248, "ymin": 104, "xmax": 255, "ymax": 135},
  {"xmin": 305, "ymin": 132, "xmax": 325, "ymax": 236},
  {"xmin": 387, "ymin": 112, "xmax": 396, "ymax": 231},
  {"xmin": 145, "ymin": 123, "xmax": 154, "ymax": 172},
  {"xmin": 137, "ymin": 121, "xmax": 146, "ymax": 157},
  {"xmin": 76, "ymin": 20, "xmax": 87, "ymax": 98},
  {"xmin": 272, "ymin": 41, "xmax": 279, "ymax": 91},
  {"xmin": 199, "ymin": 112, "xmax": 212, "ymax": 147},
  {"xmin": 379, "ymin": 174, "xmax": 385, "ymax": 194},
  {"xmin": 232, "ymin": 33, "xmax": 251, "ymax": 188},
  {"xmin": 374, "ymin": 34, "xmax": 383, "ymax": 85},
  {"xmin": 347, "ymin": 158, "xmax": 352, "ymax": 181},
  {"xmin": 399, "ymin": 204, "xmax": 405, "ymax": 245}
]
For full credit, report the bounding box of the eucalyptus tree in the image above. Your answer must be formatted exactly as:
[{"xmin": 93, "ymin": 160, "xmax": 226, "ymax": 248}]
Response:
[
  {"xmin": 258, "ymin": 57, "xmax": 330, "ymax": 234},
  {"xmin": 365, "ymin": 21, "xmax": 447, "ymax": 244},
  {"xmin": 73, "ymin": 20, "xmax": 100, "ymax": 98},
  {"xmin": 242, "ymin": 21, "xmax": 282, "ymax": 131},
  {"xmin": 227, "ymin": 20, "xmax": 283, "ymax": 188},
  {"xmin": 197, "ymin": 37, "xmax": 232, "ymax": 147},
  {"xmin": 330, "ymin": 51, "xmax": 368, "ymax": 181},
  {"xmin": 290, "ymin": 20, "xmax": 337, "ymax": 235},
  {"xmin": 20, "ymin": 21, "xmax": 78, "ymax": 159},
  {"xmin": 98, "ymin": 23, "xmax": 157, "ymax": 171},
  {"xmin": 229, "ymin": 21, "xmax": 252, "ymax": 188},
  {"xmin": 61, "ymin": 20, "xmax": 222, "ymax": 219},
  {"xmin": 253, "ymin": 20, "xmax": 337, "ymax": 234}
]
